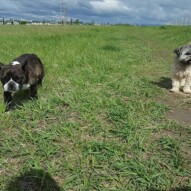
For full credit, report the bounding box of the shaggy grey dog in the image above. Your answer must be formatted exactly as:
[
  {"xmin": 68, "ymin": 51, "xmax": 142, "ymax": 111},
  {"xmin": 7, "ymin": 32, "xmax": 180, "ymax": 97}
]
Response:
[{"xmin": 171, "ymin": 44, "xmax": 191, "ymax": 94}]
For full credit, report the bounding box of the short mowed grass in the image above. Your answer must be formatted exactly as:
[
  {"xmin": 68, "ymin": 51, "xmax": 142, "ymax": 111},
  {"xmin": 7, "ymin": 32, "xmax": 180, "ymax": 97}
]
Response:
[{"xmin": 0, "ymin": 25, "xmax": 190, "ymax": 190}]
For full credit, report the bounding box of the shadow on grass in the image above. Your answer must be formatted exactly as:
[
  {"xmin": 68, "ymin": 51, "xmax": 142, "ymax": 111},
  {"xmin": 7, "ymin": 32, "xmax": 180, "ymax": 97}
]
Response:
[
  {"xmin": 151, "ymin": 77, "xmax": 172, "ymax": 90},
  {"xmin": 148, "ymin": 187, "xmax": 191, "ymax": 191},
  {"xmin": 6, "ymin": 169, "xmax": 60, "ymax": 191},
  {"xmin": 7, "ymin": 90, "xmax": 36, "ymax": 111},
  {"xmin": 102, "ymin": 45, "xmax": 121, "ymax": 52}
]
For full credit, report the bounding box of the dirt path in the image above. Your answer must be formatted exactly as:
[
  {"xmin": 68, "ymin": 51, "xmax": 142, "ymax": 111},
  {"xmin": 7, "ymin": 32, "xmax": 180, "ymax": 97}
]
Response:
[{"xmin": 140, "ymin": 28, "xmax": 191, "ymax": 127}]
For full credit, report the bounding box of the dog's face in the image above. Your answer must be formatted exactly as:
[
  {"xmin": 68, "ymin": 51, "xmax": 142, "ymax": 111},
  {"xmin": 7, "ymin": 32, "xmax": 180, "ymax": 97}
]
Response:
[
  {"xmin": 0, "ymin": 62, "xmax": 27, "ymax": 92},
  {"xmin": 174, "ymin": 45, "xmax": 191, "ymax": 65}
]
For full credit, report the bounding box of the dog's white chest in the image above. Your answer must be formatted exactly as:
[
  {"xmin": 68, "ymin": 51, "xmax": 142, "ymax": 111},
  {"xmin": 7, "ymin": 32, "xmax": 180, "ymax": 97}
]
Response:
[
  {"xmin": 22, "ymin": 84, "xmax": 30, "ymax": 90},
  {"xmin": 176, "ymin": 70, "xmax": 186, "ymax": 78}
]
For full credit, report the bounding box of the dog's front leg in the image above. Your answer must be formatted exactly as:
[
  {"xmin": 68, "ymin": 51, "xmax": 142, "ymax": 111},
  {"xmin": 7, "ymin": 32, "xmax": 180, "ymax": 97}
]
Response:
[
  {"xmin": 30, "ymin": 84, "xmax": 38, "ymax": 99},
  {"xmin": 180, "ymin": 78, "xmax": 186, "ymax": 87},
  {"xmin": 170, "ymin": 77, "xmax": 180, "ymax": 92},
  {"xmin": 4, "ymin": 91, "xmax": 12, "ymax": 111},
  {"xmin": 183, "ymin": 76, "xmax": 191, "ymax": 94}
]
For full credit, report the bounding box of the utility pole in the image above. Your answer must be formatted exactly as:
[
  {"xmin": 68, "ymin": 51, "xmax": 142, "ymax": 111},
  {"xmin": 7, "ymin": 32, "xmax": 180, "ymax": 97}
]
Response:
[
  {"xmin": 176, "ymin": 19, "xmax": 178, "ymax": 26},
  {"xmin": 178, "ymin": 18, "xmax": 181, "ymax": 26},
  {"xmin": 188, "ymin": 16, "xmax": 190, "ymax": 26},
  {"xmin": 183, "ymin": 16, "xmax": 186, "ymax": 25},
  {"xmin": 60, "ymin": 0, "xmax": 67, "ymax": 24}
]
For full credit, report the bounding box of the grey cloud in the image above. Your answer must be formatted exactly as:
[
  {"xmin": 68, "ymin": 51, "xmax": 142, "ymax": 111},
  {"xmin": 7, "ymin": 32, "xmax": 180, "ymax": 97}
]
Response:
[{"xmin": 0, "ymin": 0, "xmax": 190, "ymax": 24}]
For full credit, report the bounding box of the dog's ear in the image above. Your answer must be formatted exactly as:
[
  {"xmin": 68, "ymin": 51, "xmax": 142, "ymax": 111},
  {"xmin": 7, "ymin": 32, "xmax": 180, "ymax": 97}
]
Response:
[
  {"xmin": 21, "ymin": 60, "xmax": 28, "ymax": 71},
  {"xmin": 173, "ymin": 46, "xmax": 183, "ymax": 55}
]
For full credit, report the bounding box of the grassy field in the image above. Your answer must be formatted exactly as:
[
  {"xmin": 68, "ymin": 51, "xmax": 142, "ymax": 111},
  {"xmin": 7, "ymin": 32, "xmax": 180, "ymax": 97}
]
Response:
[{"xmin": 0, "ymin": 25, "xmax": 190, "ymax": 191}]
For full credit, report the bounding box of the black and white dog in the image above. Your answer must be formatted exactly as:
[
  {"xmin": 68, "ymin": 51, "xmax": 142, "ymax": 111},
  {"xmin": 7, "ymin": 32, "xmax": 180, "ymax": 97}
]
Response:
[{"xmin": 0, "ymin": 53, "xmax": 44, "ymax": 110}]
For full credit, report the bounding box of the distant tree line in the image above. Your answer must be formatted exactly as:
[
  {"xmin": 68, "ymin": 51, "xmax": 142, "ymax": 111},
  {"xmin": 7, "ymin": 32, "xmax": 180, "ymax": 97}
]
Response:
[
  {"xmin": 0, "ymin": 17, "xmax": 129, "ymax": 26},
  {"xmin": 0, "ymin": 18, "xmax": 23, "ymax": 25}
]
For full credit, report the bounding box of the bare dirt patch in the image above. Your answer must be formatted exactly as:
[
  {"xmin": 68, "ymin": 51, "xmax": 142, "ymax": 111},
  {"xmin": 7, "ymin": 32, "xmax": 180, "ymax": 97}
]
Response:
[
  {"xmin": 153, "ymin": 77, "xmax": 191, "ymax": 126},
  {"xmin": 167, "ymin": 108, "xmax": 191, "ymax": 126},
  {"xmin": 164, "ymin": 92, "xmax": 191, "ymax": 126}
]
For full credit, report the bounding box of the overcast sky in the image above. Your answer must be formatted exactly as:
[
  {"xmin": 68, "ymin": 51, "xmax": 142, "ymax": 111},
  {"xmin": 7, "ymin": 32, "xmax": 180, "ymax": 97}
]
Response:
[{"xmin": 0, "ymin": 0, "xmax": 190, "ymax": 25}]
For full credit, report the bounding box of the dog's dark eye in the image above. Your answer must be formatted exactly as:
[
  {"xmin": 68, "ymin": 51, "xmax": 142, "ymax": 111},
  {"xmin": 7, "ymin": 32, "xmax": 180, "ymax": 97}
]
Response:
[
  {"xmin": 185, "ymin": 52, "xmax": 191, "ymax": 55},
  {"xmin": 13, "ymin": 77, "xmax": 22, "ymax": 83},
  {"xmin": 2, "ymin": 76, "xmax": 10, "ymax": 83},
  {"xmin": 17, "ymin": 78, "xmax": 22, "ymax": 83}
]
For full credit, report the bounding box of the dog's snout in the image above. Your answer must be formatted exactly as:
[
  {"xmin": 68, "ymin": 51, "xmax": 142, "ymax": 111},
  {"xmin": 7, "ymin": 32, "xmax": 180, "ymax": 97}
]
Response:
[
  {"xmin": 6, "ymin": 79, "xmax": 20, "ymax": 92},
  {"xmin": 8, "ymin": 81, "xmax": 17, "ymax": 91}
]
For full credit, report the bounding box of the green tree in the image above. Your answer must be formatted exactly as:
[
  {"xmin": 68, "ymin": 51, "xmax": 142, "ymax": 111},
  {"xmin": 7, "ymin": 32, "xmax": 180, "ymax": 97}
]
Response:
[
  {"xmin": 74, "ymin": 19, "xmax": 80, "ymax": 25},
  {"xmin": 70, "ymin": 18, "xmax": 73, "ymax": 25},
  {"xmin": 20, "ymin": 21, "xmax": 27, "ymax": 25}
]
